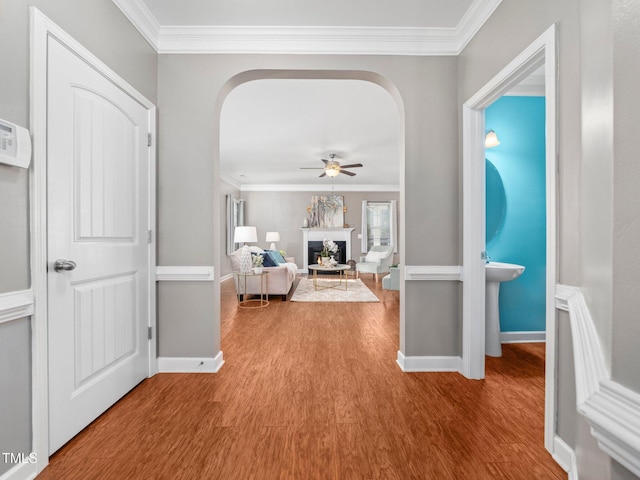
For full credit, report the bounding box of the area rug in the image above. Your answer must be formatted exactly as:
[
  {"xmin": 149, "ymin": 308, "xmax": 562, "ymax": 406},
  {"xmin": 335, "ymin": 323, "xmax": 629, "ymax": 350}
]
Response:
[{"xmin": 290, "ymin": 278, "xmax": 379, "ymax": 302}]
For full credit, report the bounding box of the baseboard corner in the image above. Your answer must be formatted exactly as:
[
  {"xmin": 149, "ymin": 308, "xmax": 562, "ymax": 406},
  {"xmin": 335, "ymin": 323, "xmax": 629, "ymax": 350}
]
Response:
[
  {"xmin": 157, "ymin": 351, "xmax": 224, "ymax": 373},
  {"xmin": 397, "ymin": 350, "xmax": 462, "ymax": 373},
  {"xmin": 552, "ymin": 435, "xmax": 578, "ymax": 480}
]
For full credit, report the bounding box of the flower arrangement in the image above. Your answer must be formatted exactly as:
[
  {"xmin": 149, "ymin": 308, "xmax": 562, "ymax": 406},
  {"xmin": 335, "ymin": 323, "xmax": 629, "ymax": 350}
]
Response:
[
  {"xmin": 252, "ymin": 254, "xmax": 264, "ymax": 267},
  {"xmin": 321, "ymin": 238, "xmax": 339, "ymax": 257}
]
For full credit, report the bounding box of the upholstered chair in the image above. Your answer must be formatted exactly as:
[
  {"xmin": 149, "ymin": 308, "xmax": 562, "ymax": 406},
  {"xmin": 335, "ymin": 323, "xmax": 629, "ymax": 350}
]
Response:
[
  {"xmin": 355, "ymin": 245, "xmax": 394, "ymax": 282},
  {"xmin": 382, "ymin": 265, "xmax": 400, "ymax": 291}
]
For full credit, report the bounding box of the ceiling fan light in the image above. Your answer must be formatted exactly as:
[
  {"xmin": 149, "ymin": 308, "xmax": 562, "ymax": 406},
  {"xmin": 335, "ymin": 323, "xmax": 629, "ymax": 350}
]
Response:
[{"xmin": 326, "ymin": 167, "xmax": 340, "ymax": 177}]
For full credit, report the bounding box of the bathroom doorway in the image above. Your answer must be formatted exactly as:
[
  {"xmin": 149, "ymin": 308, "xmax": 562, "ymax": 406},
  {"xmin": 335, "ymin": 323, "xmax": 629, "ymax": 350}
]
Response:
[{"xmin": 461, "ymin": 25, "xmax": 558, "ymax": 454}]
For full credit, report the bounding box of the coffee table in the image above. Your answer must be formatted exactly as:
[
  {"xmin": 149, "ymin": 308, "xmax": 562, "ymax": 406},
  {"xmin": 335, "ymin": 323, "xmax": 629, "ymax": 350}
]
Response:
[{"xmin": 308, "ymin": 264, "xmax": 351, "ymax": 291}]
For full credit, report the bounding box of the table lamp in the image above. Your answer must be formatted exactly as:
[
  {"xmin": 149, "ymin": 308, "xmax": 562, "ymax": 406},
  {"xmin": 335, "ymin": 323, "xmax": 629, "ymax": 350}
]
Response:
[
  {"xmin": 234, "ymin": 226, "xmax": 257, "ymax": 273},
  {"xmin": 265, "ymin": 231, "xmax": 280, "ymax": 251}
]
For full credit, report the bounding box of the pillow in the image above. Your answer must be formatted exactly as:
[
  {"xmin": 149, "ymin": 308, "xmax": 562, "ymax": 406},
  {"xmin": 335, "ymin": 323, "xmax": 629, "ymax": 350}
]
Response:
[
  {"xmin": 265, "ymin": 250, "xmax": 287, "ymax": 264},
  {"xmin": 365, "ymin": 250, "xmax": 387, "ymax": 263},
  {"xmin": 253, "ymin": 252, "xmax": 278, "ymax": 267}
]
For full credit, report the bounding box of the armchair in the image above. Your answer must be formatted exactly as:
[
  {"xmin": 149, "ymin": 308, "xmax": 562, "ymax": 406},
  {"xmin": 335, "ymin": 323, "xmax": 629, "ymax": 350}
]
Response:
[
  {"xmin": 356, "ymin": 245, "xmax": 394, "ymax": 282},
  {"xmin": 382, "ymin": 265, "xmax": 400, "ymax": 291}
]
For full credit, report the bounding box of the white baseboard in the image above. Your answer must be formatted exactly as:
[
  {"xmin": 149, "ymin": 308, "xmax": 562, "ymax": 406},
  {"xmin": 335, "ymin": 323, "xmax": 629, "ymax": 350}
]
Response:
[
  {"xmin": 157, "ymin": 351, "xmax": 224, "ymax": 373},
  {"xmin": 220, "ymin": 273, "xmax": 234, "ymax": 282},
  {"xmin": 0, "ymin": 462, "xmax": 37, "ymax": 480},
  {"xmin": 396, "ymin": 351, "xmax": 462, "ymax": 372},
  {"xmin": 500, "ymin": 331, "xmax": 546, "ymax": 343},
  {"xmin": 553, "ymin": 435, "xmax": 578, "ymax": 480}
]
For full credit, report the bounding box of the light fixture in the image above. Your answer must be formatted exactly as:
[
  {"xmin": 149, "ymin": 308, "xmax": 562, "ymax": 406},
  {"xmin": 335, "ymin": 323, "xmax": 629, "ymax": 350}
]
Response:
[
  {"xmin": 485, "ymin": 129, "xmax": 501, "ymax": 148},
  {"xmin": 265, "ymin": 231, "xmax": 280, "ymax": 250},
  {"xmin": 325, "ymin": 166, "xmax": 340, "ymax": 177},
  {"xmin": 234, "ymin": 226, "xmax": 257, "ymax": 273}
]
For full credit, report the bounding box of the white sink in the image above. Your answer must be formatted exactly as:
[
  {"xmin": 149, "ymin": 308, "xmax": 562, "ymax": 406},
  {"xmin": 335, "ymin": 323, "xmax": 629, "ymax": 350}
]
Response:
[
  {"xmin": 485, "ymin": 262, "xmax": 525, "ymax": 357},
  {"xmin": 486, "ymin": 262, "xmax": 525, "ymax": 282}
]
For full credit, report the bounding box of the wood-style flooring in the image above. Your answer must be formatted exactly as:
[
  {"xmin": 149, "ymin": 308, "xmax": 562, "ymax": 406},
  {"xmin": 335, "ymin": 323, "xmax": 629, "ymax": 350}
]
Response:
[{"xmin": 38, "ymin": 275, "xmax": 567, "ymax": 479}]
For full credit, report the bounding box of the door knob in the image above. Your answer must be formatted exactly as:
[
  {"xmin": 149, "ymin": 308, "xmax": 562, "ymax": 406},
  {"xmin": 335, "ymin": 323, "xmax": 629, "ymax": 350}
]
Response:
[{"xmin": 54, "ymin": 259, "xmax": 77, "ymax": 273}]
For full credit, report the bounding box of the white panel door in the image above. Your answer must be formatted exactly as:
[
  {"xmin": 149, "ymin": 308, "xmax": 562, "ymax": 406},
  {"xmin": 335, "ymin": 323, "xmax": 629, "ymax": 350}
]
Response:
[{"xmin": 47, "ymin": 37, "xmax": 151, "ymax": 454}]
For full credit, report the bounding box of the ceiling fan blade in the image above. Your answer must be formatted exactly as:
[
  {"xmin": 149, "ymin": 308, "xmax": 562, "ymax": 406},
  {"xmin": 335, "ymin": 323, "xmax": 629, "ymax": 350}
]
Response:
[
  {"xmin": 340, "ymin": 170, "xmax": 356, "ymax": 176},
  {"xmin": 321, "ymin": 158, "xmax": 330, "ymax": 165},
  {"xmin": 339, "ymin": 163, "xmax": 363, "ymax": 169},
  {"xmin": 319, "ymin": 172, "xmax": 327, "ymax": 178}
]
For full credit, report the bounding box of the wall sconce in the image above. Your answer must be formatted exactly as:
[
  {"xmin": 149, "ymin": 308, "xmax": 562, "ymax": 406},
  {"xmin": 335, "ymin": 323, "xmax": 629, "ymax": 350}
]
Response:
[{"xmin": 485, "ymin": 129, "xmax": 500, "ymax": 148}]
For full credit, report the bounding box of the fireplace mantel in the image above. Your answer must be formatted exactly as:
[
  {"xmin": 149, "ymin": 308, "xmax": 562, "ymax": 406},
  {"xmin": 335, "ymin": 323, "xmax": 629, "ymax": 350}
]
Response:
[{"xmin": 301, "ymin": 228, "xmax": 355, "ymax": 273}]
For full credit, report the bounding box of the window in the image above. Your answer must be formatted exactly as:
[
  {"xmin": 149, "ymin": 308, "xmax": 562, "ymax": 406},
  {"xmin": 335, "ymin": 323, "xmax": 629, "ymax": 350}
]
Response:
[
  {"xmin": 361, "ymin": 200, "xmax": 397, "ymax": 253},
  {"xmin": 226, "ymin": 195, "xmax": 244, "ymax": 255}
]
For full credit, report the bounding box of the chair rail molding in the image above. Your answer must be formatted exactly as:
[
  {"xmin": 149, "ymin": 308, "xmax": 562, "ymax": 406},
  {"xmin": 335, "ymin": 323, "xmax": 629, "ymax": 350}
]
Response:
[
  {"xmin": 404, "ymin": 265, "xmax": 462, "ymax": 281},
  {"xmin": 156, "ymin": 266, "xmax": 214, "ymax": 282},
  {"xmin": 556, "ymin": 284, "xmax": 640, "ymax": 476},
  {"xmin": 0, "ymin": 289, "xmax": 34, "ymax": 325}
]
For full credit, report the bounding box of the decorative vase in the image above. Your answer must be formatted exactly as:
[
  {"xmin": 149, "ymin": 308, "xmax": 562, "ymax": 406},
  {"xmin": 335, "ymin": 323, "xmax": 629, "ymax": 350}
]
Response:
[
  {"xmin": 254, "ymin": 266, "xmax": 263, "ymax": 274},
  {"xmin": 303, "ymin": 217, "xmax": 309, "ymax": 228},
  {"xmin": 321, "ymin": 256, "xmax": 330, "ymax": 266}
]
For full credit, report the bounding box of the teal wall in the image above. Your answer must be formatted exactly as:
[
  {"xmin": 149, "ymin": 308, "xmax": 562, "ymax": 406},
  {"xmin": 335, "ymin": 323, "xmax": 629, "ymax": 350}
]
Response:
[{"xmin": 486, "ymin": 96, "xmax": 546, "ymax": 332}]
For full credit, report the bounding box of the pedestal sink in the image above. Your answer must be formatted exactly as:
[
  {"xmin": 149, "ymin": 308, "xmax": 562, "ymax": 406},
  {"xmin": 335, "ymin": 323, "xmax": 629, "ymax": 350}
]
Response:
[{"xmin": 485, "ymin": 262, "xmax": 525, "ymax": 357}]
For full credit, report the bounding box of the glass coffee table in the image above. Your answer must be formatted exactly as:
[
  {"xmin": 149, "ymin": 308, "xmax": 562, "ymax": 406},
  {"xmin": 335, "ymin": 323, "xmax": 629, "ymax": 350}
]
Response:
[{"xmin": 308, "ymin": 264, "xmax": 350, "ymax": 291}]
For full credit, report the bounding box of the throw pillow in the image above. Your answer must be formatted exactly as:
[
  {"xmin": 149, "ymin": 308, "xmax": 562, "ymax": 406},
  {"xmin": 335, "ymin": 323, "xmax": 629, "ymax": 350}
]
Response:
[
  {"xmin": 265, "ymin": 250, "xmax": 287, "ymax": 264},
  {"xmin": 252, "ymin": 252, "xmax": 278, "ymax": 268},
  {"xmin": 365, "ymin": 250, "xmax": 386, "ymax": 263}
]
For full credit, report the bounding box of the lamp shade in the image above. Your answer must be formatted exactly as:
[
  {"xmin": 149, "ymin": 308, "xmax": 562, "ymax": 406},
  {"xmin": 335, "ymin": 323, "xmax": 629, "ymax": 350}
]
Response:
[
  {"xmin": 485, "ymin": 130, "xmax": 501, "ymax": 148},
  {"xmin": 234, "ymin": 226, "xmax": 257, "ymax": 244},
  {"xmin": 265, "ymin": 232, "xmax": 280, "ymax": 242}
]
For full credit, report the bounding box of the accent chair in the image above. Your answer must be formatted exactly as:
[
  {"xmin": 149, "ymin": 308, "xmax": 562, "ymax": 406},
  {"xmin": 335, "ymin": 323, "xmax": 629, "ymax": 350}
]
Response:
[
  {"xmin": 382, "ymin": 265, "xmax": 400, "ymax": 291},
  {"xmin": 356, "ymin": 245, "xmax": 394, "ymax": 282}
]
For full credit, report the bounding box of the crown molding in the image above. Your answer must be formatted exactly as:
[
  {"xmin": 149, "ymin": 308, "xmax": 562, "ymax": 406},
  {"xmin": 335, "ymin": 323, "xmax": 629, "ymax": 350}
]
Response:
[
  {"xmin": 112, "ymin": 0, "xmax": 160, "ymax": 49},
  {"xmin": 238, "ymin": 183, "xmax": 399, "ymax": 192},
  {"xmin": 113, "ymin": 0, "xmax": 502, "ymax": 55}
]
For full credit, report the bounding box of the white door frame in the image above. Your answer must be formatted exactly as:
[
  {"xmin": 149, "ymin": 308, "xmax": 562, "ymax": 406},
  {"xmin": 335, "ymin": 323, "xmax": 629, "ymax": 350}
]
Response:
[
  {"xmin": 29, "ymin": 8, "xmax": 157, "ymax": 473},
  {"xmin": 461, "ymin": 24, "xmax": 557, "ymax": 453}
]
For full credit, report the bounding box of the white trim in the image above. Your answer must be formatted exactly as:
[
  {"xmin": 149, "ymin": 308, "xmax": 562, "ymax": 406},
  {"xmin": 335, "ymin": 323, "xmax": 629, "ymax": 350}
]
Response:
[
  {"xmin": 219, "ymin": 173, "xmax": 242, "ymax": 191},
  {"xmin": 0, "ymin": 290, "xmax": 34, "ymax": 325},
  {"xmin": 156, "ymin": 266, "xmax": 215, "ymax": 282},
  {"xmin": 0, "ymin": 462, "xmax": 37, "ymax": 480},
  {"xmin": 556, "ymin": 285, "xmax": 640, "ymax": 476},
  {"xmin": 404, "ymin": 265, "xmax": 462, "ymax": 281},
  {"xmin": 461, "ymin": 26, "xmax": 558, "ymax": 458},
  {"xmin": 499, "ymin": 331, "xmax": 545, "ymax": 343},
  {"xmin": 220, "ymin": 273, "xmax": 234, "ymax": 283},
  {"xmin": 555, "ymin": 285, "xmax": 608, "ymax": 405},
  {"xmin": 30, "ymin": 7, "xmax": 157, "ymax": 471},
  {"xmin": 396, "ymin": 351, "xmax": 462, "ymax": 373},
  {"xmin": 112, "ymin": 0, "xmax": 501, "ymax": 56},
  {"xmin": 111, "ymin": 0, "xmax": 160, "ymax": 50},
  {"xmin": 238, "ymin": 183, "xmax": 400, "ymax": 193},
  {"xmin": 157, "ymin": 352, "xmax": 225, "ymax": 373},
  {"xmin": 553, "ymin": 435, "xmax": 578, "ymax": 480}
]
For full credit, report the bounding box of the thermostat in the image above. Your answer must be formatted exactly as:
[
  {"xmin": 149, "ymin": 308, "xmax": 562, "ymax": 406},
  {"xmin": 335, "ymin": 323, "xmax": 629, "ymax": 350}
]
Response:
[{"xmin": 0, "ymin": 118, "xmax": 32, "ymax": 169}]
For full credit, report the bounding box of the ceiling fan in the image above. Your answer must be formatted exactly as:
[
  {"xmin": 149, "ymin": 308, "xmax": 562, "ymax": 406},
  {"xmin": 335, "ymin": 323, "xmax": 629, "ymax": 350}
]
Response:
[{"xmin": 300, "ymin": 154, "xmax": 363, "ymax": 177}]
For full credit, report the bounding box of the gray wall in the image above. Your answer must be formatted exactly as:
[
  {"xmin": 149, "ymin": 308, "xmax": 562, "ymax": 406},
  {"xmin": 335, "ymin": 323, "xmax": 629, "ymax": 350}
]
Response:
[
  {"xmin": 240, "ymin": 190, "xmax": 400, "ymax": 267},
  {"xmin": 0, "ymin": 319, "xmax": 31, "ymax": 475},
  {"xmin": 0, "ymin": 0, "xmax": 156, "ymax": 474},
  {"xmin": 460, "ymin": 0, "xmax": 640, "ymax": 478},
  {"xmin": 157, "ymin": 54, "xmax": 460, "ymax": 359}
]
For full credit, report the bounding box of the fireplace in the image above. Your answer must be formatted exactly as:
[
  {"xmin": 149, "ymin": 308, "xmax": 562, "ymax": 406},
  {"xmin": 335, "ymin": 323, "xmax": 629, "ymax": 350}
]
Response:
[
  {"xmin": 301, "ymin": 228, "xmax": 355, "ymax": 273},
  {"xmin": 307, "ymin": 241, "xmax": 347, "ymax": 267}
]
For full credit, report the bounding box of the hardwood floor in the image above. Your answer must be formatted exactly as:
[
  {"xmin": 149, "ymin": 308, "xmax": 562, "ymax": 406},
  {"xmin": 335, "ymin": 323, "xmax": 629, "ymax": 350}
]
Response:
[{"xmin": 38, "ymin": 276, "xmax": 566, "ymax": 479}]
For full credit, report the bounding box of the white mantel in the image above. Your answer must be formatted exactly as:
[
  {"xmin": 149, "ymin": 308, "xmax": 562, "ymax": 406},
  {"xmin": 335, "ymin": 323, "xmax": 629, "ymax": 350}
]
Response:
[{"xmin": 301, "ymin": 228, "xmax": 355, "ymax": 273}]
